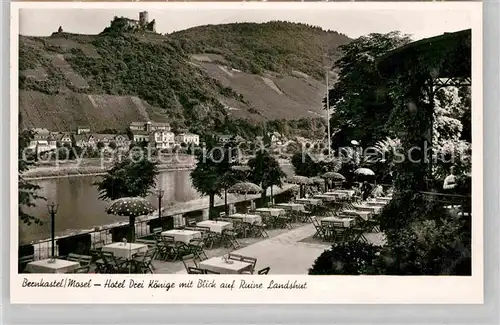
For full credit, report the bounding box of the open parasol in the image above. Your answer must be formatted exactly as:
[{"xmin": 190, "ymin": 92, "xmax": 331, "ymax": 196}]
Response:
[
  {"xmin": 287, "ymin": 175, "xmax": 313, "ymax": 185},
  {"xmin": 106, "ymin": 197, "xmax": 155, "ymax": 242},
  {"xmin": 228, "ymin": 182, "xmax": 262, "ymax": 195},
  {"xmin": 322, "ymin": 172, "xmax": 346, "ymax": 181},
  {"xmin": 309, "ymin": 177, "xmax": 324, "ymax": 185},
  {"xmin": 354, "ymin": 168, "xmax": 375, "ymax": 176}
]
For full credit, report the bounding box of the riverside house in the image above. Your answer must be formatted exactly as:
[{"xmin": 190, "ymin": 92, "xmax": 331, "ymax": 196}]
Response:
[
  {"xmin": 72, "ymin": 134, "xmax": 96, "ymax": 148},
  {"xmin": 57, "ymin": 133, "xmax": 73, "ymax": 147},
  {"xmin": 149, "ymin": 129, "xmax": 175, "ymax": 149},
  {"xmin": 174, "ymin": 133, "xmax": 200, "ymax": 146}
]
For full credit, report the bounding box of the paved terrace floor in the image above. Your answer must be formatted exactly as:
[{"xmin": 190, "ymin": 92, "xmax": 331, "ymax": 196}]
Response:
[{"xmin": 153, "ymin": 223, "xmax": 385, "ymax": 275}]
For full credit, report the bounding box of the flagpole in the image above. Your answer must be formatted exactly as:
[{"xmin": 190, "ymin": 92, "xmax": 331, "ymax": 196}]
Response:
[{"xmin": 326, "ymin": 69, "xmax": 331, "ymax": 158}]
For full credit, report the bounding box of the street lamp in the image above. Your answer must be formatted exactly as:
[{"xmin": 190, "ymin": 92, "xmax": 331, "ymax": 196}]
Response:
[
  {"xmin": 154, "ymin": 189, "xmax": 165, "ymax": 220},
  {"xmin": 47, "ymin": 202, "xmax": 59, "ymax": 259}
]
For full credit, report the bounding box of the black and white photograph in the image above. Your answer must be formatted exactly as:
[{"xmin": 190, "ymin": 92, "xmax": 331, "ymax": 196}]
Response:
[{"xmin": 12, "ymin": 1, "xmax": 482, "ymax": 304}]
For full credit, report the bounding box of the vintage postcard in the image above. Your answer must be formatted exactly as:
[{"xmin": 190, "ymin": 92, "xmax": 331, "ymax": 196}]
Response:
[{"xmin": 11, "ymin": 1, "xmax": 483, "ymax": 304}]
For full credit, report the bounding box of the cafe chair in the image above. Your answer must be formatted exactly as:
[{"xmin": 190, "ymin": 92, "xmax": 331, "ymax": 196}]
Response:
[
  {"xmin": 204, "ymin": 269, "xmax": 220, "ymax": 274},
  {"xmin": 187, "ymin": 267, "xmax": 205, "ymax": 274},
  {"xmin": 258, "ymin": 267, "xmax": 270, "ymax": 275}
]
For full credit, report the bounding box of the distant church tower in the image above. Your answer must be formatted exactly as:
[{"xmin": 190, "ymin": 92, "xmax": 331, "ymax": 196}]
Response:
[
  {"xmin": 139, "ymin": 11, "xmax": 149, "ymax": 27},
  {"xmin": 57, "ymin": 26, "xmax": 63, "ymax": 33}
]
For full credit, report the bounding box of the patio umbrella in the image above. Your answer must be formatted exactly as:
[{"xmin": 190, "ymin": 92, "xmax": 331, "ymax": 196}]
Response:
[
  {"xmin": 287, "ymin": 175, "xmax": 313, "ymax": 185},
  {"xmin": 231, "ymin": 165, "xmax": 251, "ymax": 172},
  {"xmin": 321, "ymin": 172, "xmax": 346, "ymax": 191},
  {"xmin": 287, "ymin": 175, "xmax": 313, "ymax": 198},
  {"xmin": 228, "ymin": 182, "xmax": 263, "ymax": 195},
  {"xmin": 309, "ymin": 177, "xmax": 324, "ymax": 185},
  {"xmin": 354, "ymin": 168, "xmax": 375, "ymax": 176},
  {"xmin": 354, "ymin": 168, "xmax": 376, "ymax": 186},
  {"xmin": 322, "ymin": 172, "xmax": 346, "ymax": 181},
  {"xmin": 106, "ymin": 197, "xmax": 155, "ymax": 242}
]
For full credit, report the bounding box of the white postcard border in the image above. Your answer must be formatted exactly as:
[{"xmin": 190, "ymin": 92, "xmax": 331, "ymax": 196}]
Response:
[{"xmin": 10, "ymin": 1, "xmax": 484, "ymax": 305}]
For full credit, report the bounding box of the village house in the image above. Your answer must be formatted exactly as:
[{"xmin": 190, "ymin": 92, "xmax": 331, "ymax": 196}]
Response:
[
  {"xmin": 217, "ymin": 134, "xmax": 245, "ymax": 144},
  {"xmin": 26, "ymin": 128, "xmax": 57, "ymax": 154},
  {"xmin": 129, "ymin": 121, "xmax": 173, "ymax": 148},
  {"xmin": 92, "ymin": 134, "xmax": 114, "ymax": 148},
  {"xmin": 129, "ymin": 121, "xmax": 171, "ymax": 132},
  {"xmin": 113, "ymin": 134, "xmax": 131, "ymax": 149},
  {"xmin": 34, "ymin": 136, "xmax": 57, "ymax": 155},
  {"xmin": 56, "ymin": 133, "xmax": 73, "ymax": 147},
  {"xmin": 269, "ymin": 132, "xmax": 283, "ymax": 145},
  {"xmin": 92, "ymin": 134, "xmax": 131, "ymax": 150},
  {"xmin": 149, "ymin": 129, "xmax": 175, "ymax": 149},
  {"xmin": 174, "ymin": 133, "xmax": 200, "ymax": 146},
  {"xmin": 71, "ymin": 134, "xmax": 96, "ymax": 148},
  {"xmin": 130, "ymin": 130, "xmax": 150, "ymax": 144},
  {"xmin": 75, "ymin": 126, "xmax": 91, "ymax": 135}
]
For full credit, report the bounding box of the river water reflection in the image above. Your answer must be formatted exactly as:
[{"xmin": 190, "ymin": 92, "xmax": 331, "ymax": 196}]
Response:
[
  {"xmin": 20, "ymin": 166, "xmax": 294, "ymax": 244},
  {"xmin": 20, "ymin": 170, "xmax": 200, "ymax": 244}
]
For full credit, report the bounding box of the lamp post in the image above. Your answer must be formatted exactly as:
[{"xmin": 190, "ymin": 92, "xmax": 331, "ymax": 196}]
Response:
[
  {"xmin": 47, "ymin": 202, "xmax": 59, "ymax": 258},
  {"xmin": 154, "ymin": 189, "xmax": 165, "ymax": 223}
]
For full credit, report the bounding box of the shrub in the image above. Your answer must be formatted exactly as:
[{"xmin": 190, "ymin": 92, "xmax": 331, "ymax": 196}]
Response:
[{"xmin": 309, "ymin": 240, "xmax": 382, "ymax": 275}]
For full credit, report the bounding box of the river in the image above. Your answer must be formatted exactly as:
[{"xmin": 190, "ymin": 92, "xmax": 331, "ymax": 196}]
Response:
[{"xmin": 20, "ymin": 166, "xmax": 294, "ymax": 244}]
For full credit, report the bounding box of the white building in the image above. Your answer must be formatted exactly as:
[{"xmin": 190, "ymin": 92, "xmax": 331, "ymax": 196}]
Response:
[
  {"xmin": 175, "ymin": 133, "xmax": 200, "ymax": 146},
  {"xmin": 149, "ymin": 130, "xmax": 175, "ymax": 149},
  {"xmin": 27, "ymin": 128, "xmax": 57, "ymax": 154}
]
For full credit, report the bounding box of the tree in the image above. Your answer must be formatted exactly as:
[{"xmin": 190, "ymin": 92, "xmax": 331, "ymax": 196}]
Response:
[
  {"xmin": 190, "ymin": 136, "xmax": 237, "ymax": 219},
  {"xmin": 94, "ymin": 150, "xmax": 159, "ymax": 201},
  {"xmin": 96, "ymin": 141, "xmax": 105, "ymax": 150},
  {"xmin": 327, "ymin": 32, "xmax": 412, "ymax": 148},
  {"xmin": 291, "ymin": 152, "xmax": 339, "ymax": 178},
  {"xmin": 220, "ymin": 169, "xmax": 246, "ymax": 216},
  {"xmin": 108, "ymin": 141, "xmax": 117, "ymax": 150},
  {"xmin": 248, "ymin": 149, "xmax": 286, "ymax": 204},
  {"xmin": 18, "ymin": 118, "xmax": 45, "ymax": 225}
]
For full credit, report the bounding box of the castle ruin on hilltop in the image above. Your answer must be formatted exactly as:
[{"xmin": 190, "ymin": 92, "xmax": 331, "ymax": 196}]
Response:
[{"xmin": 105, "ymin": 11, "xmax": 156, "ymax": 34}]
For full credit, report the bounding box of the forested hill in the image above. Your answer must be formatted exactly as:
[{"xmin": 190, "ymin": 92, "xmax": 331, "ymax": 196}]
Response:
[{"xmin": 19, "ymin": 20, "xmax": 351, "ymax": 138}]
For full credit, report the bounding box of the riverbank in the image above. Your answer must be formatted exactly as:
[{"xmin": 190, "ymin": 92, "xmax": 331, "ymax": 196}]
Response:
[
  {"xmin": 23, "ymin": 156, "xmax": 196, "ymax": 180},
  {"xmin": 23, "ymin": 157, "xmax": 292, "ymax": 180},
  {"xmin": 23, "ymin": 184, "xmax": 296, "ymax": 252}
]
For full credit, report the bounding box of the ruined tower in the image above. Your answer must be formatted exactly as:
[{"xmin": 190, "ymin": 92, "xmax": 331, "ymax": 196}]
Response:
[{"xmin": 139, "ymin": 11, "xmax": 149, "ymax": 27}]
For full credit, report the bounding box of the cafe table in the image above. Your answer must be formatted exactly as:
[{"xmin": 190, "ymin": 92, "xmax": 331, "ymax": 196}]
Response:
[
  {"xmin": 199, "ymin": 256, "xmax": 253, "ymax": 274},
  {"xmin": 295, "ymin": 198, "xmax": 322, "ymax": 206},
  {"xmin": 102, "ymin": 242, "xmax": 148, "ymax": 259},
  {"xmin": 343, "ymin": 209, "xmax": 372, "ymax": 221},
  {"xmin": 25, "ymin": 258, "xmax": 80, "ymax": 274},
  {"xmin": 197, "ymin": 220, "xmax": 232, "ymax": 233},
  {"xmin": 352, "ymin": 203, "xmax": 382, "ymax": 214},
  {"xmin": 365, "ymin": 200, "xmax": 387, "ymax": 207},
  {"xmin": 229, "ymin": 213, "xmax": 262, "ymax": 224},
  {"xmin": 334, "ymin": 189, "xmax": 356, "ymax": 196},
  {"xmin": 321, "ymin": 216, "xmax": 355, "ymax": 228},
  {"xmin": 325, "ymin": 191, "xmax": 348, "ymax": 198},
  {"xmin": 313, "ymin": 194, "xmax": 337, "ymax": 202},
  {"xmin": 275, "ymin": 203, "xmax": 306, "ymax": 212},
  {"xmin": 161, "ymin": 229, "xmax": 202, "ymax": 244},
  {"xmin": 255, "ymin": 208, "xmax": 286, "ymax": 217}
]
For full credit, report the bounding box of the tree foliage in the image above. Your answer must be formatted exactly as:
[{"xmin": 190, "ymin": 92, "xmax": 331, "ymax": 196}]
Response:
[
  {"xmin": 94, "ymin": 150, "xmax": 159, "ymax": 200},
  {"xmin": 248, "ymin": 149, "xmax": 286, "ymax": 203},
  {"xmin": 18, "ymin": 126, "xmax": 45, "ymax": 226},
  {"xmin": 190, "ymin": 136, "xmax": 240, "ymax": 218},
  {"xmin": 291, "ymin": 152, "xmax": 340, "ymax": 178},
  {"xmin": 327, "ymin": 32, "xmax": 412, "ymax": 148}
]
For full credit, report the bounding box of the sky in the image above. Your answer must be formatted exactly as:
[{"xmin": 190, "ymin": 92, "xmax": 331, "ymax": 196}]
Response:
[{"xmin": 19, "ymin": 5, "xmax": 473, "ymax": 41}]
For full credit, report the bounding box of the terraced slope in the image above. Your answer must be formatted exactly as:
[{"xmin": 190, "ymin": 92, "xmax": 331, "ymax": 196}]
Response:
[{"xmin": 19, "ymin": 21, "xmax": 350, "ymax": 135}]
